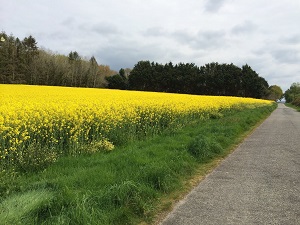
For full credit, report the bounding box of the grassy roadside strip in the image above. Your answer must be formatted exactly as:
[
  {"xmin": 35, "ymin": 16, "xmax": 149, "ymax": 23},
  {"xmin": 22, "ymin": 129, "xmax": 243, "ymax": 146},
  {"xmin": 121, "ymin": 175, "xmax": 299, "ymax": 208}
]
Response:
[
  {"xmin": 0, "ymin": 103, "xmax": 277, "ymax": 225},
  {"xmin": 285, "ymin": 103, "xmax": 300, "ymax": 111},
  {"xmin": 152, "ymin": 103, "xmax": 277, "ymax": 224}
]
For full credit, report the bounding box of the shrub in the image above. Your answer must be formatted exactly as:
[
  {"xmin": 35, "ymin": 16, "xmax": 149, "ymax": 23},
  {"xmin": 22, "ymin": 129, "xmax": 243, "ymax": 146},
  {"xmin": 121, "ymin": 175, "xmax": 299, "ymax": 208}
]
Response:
[
  {"xmin": 292, "ymin": 97, "xmax": 300, "ymax": 107},
  {"xmin": 187, "ymin": 135, "xmax": 223, "ymax": 161}
]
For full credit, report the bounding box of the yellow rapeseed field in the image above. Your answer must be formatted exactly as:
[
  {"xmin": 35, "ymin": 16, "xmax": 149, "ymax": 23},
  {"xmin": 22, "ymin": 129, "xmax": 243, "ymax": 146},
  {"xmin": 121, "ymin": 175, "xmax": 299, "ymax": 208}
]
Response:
[{"xmin": 0, "ymin": 84, "xmax": 272, "ymax": 168}]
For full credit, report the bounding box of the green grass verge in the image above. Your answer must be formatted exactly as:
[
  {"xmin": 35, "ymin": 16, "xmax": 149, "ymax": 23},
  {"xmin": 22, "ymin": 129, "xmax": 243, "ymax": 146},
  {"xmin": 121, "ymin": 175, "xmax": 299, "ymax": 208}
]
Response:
[
  {"xmin": 0, "ymin": 104, "xmax": 277, "ymax": 225},
  {"xmin": 285, "ymin": 103, "xmax": 300, "ymax": 111}
]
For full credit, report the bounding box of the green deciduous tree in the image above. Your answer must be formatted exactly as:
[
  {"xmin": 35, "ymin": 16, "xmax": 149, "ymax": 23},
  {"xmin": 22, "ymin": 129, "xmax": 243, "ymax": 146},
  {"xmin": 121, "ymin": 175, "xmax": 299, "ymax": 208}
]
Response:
[
  {"xmin": 87, "ymin": 56, "xmax": 99, "ymax": 88},
  {"xmin": 0, "ymin": 31, "xmax": 115, "ymax": 88},
  {"xmin": 284, "ymin": 82, "xmax": 300, "ymax": 103},
  {"xmin": 267, "ymin": 85, "xmax": 283, "ymax": 101}
]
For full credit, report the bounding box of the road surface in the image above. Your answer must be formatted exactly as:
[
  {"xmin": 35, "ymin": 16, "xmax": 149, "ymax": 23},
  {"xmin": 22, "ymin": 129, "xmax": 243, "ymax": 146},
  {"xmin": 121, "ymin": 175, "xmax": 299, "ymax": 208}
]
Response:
[{"xmin": 161, "ymin": 103, "xmax": 300, "ymax": 225}]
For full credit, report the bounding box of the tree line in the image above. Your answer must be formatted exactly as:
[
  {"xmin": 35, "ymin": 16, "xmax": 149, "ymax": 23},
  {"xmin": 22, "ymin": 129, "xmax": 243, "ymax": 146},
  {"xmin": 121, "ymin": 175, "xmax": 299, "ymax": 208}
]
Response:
[
  {"xmin": 0, "ymin": 31, "xmax": 116, "ymax": 87},
  {"xmin": 1, "ymin": 31, "xmax": 284, "ymax": 100},
  {"xmin": 284, "ymin": 82, "xmax": 300, "ymax": 106},
  {"xmin": 107, "ymin": 61, "xmax": 281, "ymax": 99}
]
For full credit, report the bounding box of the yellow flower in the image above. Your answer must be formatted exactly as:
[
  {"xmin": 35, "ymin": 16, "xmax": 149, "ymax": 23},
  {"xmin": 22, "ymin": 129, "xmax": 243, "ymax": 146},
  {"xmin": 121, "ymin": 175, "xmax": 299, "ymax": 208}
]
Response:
[{"xmin": 0, "ymin": 84, "xmax": 273, "ymax": 164}]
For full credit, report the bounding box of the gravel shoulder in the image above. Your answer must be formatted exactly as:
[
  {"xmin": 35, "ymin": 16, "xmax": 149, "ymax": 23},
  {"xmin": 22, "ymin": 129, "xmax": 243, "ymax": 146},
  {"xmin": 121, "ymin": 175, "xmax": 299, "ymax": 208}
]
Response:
[{"xmin": 161, "ymin": 103, "xmax": 300, "ymax": 225}]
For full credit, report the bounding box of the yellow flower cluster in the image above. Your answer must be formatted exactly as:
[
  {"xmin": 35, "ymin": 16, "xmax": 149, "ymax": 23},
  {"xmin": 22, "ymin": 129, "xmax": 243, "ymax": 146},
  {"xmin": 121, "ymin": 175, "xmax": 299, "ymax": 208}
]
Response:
[{"xmin": 0, "ymin": 84, "xmax": 273, "ymax": 165}]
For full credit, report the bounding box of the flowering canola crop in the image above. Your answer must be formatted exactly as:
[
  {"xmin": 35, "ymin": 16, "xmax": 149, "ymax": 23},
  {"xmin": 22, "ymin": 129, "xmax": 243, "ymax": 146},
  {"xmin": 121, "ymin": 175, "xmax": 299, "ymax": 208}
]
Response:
[{"xmin": 0, "ymin": 84, "xmax": 273, "ymax": 167}]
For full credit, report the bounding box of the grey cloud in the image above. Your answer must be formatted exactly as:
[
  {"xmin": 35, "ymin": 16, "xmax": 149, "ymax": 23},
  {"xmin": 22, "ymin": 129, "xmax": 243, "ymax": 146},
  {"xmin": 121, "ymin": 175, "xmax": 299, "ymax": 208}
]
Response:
[
  {"xmin": 267, "ymin": 71, "xmax": 300, "ymax": 91},
  {"xmin": 195, "ymin": 30, "xmax": 226, "ymax": 49},
  {"xmin": 172, "ymin": 29, "xmax": 226, "ymax": 50},
  {"xmin": 92, "ymin": 23, "xmax": 120, "ymax": 36},
  {"xmin": 143, "ymin": 27, "xmax": 167, "ymax": 37},
  {"xmin": 142, "ymin": 28, "xmax": 227, "ymax": 51},
  {"xmin": 237, "ymin": 56, "xmax": 295, "ymax": 90},
  {"xmin": 231, "ymin": 21, "xmax": 257, "ymax": 35},
  {"xmin": 61, "ymin": 17, "xmax": 75, "ymax": 27},
  {"xmin": 204, "ymin": 0, "xmax": 227, "ymax": 12},
  {"xmin": 94, "ymin": 34, "xmax": 192, "ymax": 71},
  {"xmin": 199, "ymin": 30, "xmax": 225, "ymax": 40},
  {"xmin": 253, "ymin": 36, "xmax": 300, "ymax": 65},
  {"xmin": 271, "ymin": 49, "xmax": 300, "ymax": 64},
  {"xmin": 281, "ymin": 34, "xmax": 300, "ymax": 45},
  {"xmin": 47, "ymin": 31, "xmax": 70, "ymax": 41},
  {"xmin": 172, "ymin": 30, "xmax": 193, "ymax": 43},
  {"xmin": 95, "ymin": 42, "xmax": 163, "ymax": 70},
  {"xmin": 75, "ymin": 22, "xmax": 121, "ymax": 38}
]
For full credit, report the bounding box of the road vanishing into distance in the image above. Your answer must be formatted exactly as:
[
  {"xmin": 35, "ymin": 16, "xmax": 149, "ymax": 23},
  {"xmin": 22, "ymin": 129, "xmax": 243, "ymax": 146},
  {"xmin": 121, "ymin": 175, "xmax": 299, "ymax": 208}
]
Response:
[{"xmin": 161, "ymin": 103, "xmax": 300, "ymax": 225}]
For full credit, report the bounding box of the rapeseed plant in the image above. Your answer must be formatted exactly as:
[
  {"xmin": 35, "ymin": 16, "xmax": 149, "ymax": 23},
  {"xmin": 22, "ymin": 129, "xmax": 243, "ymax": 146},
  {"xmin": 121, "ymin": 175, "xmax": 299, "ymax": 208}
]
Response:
[{"xmin": 0, "ymin": 84, "xmax": 273, "ymax": 170}]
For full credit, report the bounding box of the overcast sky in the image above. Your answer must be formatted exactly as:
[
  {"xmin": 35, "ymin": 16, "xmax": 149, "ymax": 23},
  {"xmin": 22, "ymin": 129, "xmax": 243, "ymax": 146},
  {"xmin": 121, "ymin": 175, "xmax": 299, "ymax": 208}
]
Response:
[{"xmin": 1, "ymin": 0, "xmax": 300, "ymax": 91}]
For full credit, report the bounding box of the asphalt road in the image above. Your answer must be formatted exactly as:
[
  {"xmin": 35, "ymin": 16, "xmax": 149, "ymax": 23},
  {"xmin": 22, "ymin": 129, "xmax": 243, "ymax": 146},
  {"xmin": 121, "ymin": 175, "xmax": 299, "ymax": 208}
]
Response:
[{"xmin": 161, "ymin": 103, "xmax": 300, "ymax": 225}]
